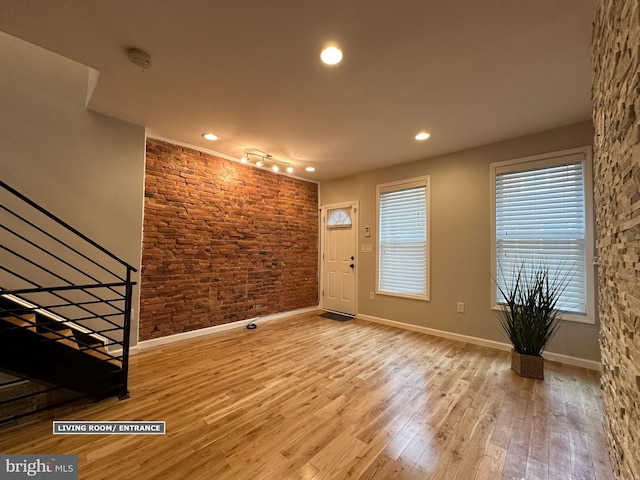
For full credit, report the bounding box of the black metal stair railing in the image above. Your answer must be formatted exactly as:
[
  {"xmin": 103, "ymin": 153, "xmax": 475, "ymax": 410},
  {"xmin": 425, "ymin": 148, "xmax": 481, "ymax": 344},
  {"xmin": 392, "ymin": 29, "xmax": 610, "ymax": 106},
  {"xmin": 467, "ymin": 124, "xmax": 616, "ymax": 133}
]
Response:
[{"xmin": 0, "ymin": 179, "xmax": 137, "ymax": 425}]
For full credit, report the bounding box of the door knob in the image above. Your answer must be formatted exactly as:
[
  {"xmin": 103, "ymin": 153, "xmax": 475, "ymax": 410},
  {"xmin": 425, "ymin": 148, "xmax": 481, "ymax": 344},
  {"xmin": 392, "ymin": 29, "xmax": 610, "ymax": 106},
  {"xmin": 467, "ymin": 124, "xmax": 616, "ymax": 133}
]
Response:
[{"xmin": 349, "ymin": 264, "xmax": 355, "ymax": 268}]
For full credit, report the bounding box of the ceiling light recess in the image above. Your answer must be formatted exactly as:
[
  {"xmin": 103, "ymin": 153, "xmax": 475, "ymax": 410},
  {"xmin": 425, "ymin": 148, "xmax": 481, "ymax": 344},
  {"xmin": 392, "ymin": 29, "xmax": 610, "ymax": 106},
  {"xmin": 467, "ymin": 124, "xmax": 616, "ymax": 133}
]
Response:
[
  {"xmin": 415, "ymin": 132, "xmax": 431, "ymax": 141},
  {"xmin": 202, "ymin": 133, "xmax": 218, "ymax": 141},
  {"xmin": 320, "ymin": 46, "xmax": 343, "ymax": 65}
]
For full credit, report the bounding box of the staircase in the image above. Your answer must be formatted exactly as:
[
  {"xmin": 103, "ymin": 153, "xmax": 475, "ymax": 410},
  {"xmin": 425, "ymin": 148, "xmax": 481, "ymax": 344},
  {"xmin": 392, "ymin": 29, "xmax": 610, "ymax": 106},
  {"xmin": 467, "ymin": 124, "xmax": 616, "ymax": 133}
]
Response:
[{"xmin": 0, "ymin": 180, "xmax": 137, "ymax": 425}]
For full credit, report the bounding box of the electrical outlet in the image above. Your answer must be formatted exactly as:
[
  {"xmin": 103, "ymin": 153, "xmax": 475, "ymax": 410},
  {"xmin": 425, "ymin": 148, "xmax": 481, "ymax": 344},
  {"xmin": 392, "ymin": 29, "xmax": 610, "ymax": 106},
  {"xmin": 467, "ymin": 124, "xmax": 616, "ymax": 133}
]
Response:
[
  {"xmin": 369, "ymin": 292, "xmax": 375, "ymax": 300},
  {"xmin": 456, "ymin": 302, "xmax": 465, "ymax": 313}
]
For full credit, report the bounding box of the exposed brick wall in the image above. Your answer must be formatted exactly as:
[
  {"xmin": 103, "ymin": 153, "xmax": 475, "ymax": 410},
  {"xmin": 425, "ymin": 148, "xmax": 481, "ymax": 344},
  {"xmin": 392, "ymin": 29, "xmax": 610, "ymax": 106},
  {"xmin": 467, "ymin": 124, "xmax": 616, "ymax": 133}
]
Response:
[
  {"xmin": 139, "ymin": 139, "xmax": 318, "ymax": 340},
  {"xmin": 592, "ymin": 2, "xmax": 640, "ymax": 478}
]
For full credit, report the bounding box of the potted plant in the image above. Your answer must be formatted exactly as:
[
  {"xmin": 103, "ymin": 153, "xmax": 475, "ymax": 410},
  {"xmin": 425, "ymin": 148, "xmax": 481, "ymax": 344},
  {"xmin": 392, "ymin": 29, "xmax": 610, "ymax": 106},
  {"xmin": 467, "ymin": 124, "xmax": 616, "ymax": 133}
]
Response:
[{"xmin": 494, "ymin": 260, "xmax": 571, "ymax": 379}]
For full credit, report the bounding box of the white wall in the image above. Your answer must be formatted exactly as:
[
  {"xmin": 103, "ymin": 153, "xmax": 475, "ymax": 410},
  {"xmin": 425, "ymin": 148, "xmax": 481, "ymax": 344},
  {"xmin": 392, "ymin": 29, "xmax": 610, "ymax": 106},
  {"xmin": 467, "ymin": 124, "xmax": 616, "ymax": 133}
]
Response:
[
  {"xmin": 0, "ymin": 32, "xmax": 146, "ymax": 347},
  {"xmin": 0, "ymin": 30, "xmax": 599, "ymax": 362},
  {"xmin": 320, "ymin": 121, "xmax": 600, "ymax": 362}
]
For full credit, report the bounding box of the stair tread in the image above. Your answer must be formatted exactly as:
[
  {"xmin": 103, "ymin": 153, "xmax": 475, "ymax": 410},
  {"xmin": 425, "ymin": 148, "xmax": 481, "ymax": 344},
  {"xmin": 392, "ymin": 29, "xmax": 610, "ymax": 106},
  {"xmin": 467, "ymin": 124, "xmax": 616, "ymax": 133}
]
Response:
[
  {"xmin": 1, "ymin": 322, "xmax": 125, "ymax": 399},
  {"xmin": 1, "ymin": 299, "xmax": 124, "ymax": 400},
  {"xmin": 2, "ymin": 316, "xmax": 119, "ymax": 366},
  {"xmin": 1, "ymin": 314, "xmax": 37, "ymax": 331},
  {"xmin": 42, "ymin": 330, "xmax": 79, "ymax": 350},
  {"xmin": 42, "ymin": 330, "xmax": 117, "ymax": 364}
]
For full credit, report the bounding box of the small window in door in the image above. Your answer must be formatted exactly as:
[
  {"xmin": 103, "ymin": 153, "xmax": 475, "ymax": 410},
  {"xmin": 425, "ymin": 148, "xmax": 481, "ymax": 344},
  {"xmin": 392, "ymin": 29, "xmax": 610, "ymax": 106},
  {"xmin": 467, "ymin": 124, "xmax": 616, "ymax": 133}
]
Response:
[{"xmin": 327, "ymin": 208, "xmax": 352, "ymax": 228}]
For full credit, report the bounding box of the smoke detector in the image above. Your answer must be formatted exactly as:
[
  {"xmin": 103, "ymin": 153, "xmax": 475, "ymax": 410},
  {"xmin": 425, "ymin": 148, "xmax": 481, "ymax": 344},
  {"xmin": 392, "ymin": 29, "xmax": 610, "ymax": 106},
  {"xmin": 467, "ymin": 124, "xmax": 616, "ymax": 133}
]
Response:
[{"xmin": 127, "ymin": 48, "xmax": 151, "ymax": 70}]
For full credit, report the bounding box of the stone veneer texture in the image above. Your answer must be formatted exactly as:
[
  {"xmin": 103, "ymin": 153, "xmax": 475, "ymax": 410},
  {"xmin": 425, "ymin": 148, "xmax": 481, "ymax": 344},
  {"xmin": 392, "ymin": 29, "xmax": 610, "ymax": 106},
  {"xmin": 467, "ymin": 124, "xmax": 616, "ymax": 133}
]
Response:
[
  {"xmin": 140, "ymin": 139, "xmax": 319, "ymax": 340},
  {"xmin": 593, "ymin": 1, "xmax": 640, "ymax": 478}
]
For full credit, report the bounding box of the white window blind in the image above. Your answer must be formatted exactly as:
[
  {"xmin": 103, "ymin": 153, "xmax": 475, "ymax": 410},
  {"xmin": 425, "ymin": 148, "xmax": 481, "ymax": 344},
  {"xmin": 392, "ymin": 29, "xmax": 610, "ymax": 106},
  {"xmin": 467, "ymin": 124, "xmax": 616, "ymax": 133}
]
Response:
[
  {"xmin": 377, "ymin": 178, "xmax": 429, "ymax": 299},
  {"xmin": 495, "ymin": 160, "xmax": 587, "ymax": 315}
]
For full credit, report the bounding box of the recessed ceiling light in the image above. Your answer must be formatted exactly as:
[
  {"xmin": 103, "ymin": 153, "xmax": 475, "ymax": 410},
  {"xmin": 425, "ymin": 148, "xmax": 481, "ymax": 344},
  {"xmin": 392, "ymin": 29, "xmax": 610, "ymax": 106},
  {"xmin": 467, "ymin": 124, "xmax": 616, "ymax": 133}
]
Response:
[
  {"xmin": 320, "ymin": 46, "xmax": 343, "ymax": 65},
  {"xmin": 415, "ymin": 132, "xmax": 430, "ymax": 141},
  {"xmin": 286, "ymin": 166, "xmax": 294, "ymax": 173},
  {"xmin": 202, "ymin": 133, "xmax": 218, "ymax": 141},
  {"xmin": 305, "ymin": 167, "xmax": 316, "ymax": 172},
  {"xmin": 240, "ymin": 156, "xmax": 248, "ymax": 164}
]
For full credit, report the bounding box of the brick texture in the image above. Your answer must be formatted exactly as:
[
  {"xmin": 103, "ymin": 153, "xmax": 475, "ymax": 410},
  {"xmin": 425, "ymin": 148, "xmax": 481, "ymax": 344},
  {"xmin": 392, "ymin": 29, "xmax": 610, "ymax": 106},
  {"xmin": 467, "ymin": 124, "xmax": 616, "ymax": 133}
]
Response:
[
  {"xmin": 592, "ymin": 1, "xmax": 640, "ymax": 478},
  {"xmin": 139, "ymin": 139, "xmax": 318, "ymax": 340}
]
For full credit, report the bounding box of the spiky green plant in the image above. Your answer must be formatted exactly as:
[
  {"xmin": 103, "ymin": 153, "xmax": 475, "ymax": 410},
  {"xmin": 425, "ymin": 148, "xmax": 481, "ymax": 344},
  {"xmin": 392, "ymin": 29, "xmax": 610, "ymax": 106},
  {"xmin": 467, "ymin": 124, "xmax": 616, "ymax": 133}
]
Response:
[{"xmin": 495, "ymin": 261, "xmax": 571, "ymax": 357}]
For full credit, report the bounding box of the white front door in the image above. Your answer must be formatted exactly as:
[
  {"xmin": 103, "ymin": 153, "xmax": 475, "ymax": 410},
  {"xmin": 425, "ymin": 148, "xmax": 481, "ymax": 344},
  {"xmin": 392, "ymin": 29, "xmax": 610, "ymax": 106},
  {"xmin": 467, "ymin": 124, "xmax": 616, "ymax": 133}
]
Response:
[{"xmin": 322, "ymin": 202, "xmax": 357, "ymax": 316}]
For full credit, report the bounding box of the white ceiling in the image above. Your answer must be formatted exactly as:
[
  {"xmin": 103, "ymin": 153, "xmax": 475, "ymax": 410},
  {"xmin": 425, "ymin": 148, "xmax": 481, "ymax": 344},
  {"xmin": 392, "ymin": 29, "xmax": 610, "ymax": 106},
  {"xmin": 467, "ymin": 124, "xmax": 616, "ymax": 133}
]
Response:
[{"xmin": 0, "ymin": 0, "xmax": 596, "ymax": 180}]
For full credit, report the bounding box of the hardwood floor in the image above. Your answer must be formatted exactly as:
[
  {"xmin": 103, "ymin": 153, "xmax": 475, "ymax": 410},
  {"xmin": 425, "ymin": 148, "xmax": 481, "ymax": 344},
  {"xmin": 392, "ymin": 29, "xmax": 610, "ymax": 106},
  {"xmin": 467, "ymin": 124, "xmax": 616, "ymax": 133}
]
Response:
[{"xmin": 1, "ymin": 311, "xmax": 613, "ymax": 479}]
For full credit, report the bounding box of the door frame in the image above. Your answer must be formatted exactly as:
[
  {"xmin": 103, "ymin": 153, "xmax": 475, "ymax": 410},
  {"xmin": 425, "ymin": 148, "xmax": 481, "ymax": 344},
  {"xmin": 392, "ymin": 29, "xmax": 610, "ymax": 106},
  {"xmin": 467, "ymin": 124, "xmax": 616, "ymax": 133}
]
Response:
[{"xmin": 320, "ymin": 200, "xmax": 359, "ymax": 315}]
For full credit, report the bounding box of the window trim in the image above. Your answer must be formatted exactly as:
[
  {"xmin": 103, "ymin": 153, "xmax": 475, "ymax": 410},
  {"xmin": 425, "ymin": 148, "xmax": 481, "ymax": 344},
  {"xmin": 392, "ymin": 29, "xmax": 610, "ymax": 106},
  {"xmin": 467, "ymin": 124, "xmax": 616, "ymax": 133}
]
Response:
[
  {"xmin": 326, "ymin": 207, "xmax": 353, "ymax": 228},
  {"xmin": 489, "ymin": 146, "xmax": 596, "ymax": 324},
  {"xmin": 376, "ymin": 175, "xmax": 431, "ymax": 301}
]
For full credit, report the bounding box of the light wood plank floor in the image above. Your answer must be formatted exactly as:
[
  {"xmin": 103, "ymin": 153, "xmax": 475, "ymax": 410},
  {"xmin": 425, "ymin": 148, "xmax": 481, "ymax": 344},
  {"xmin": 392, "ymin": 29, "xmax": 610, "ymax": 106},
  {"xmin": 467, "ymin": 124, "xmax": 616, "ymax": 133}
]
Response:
[{"xmin": 1, "ymin": 311, "xmax": 613, "ymax": 480}]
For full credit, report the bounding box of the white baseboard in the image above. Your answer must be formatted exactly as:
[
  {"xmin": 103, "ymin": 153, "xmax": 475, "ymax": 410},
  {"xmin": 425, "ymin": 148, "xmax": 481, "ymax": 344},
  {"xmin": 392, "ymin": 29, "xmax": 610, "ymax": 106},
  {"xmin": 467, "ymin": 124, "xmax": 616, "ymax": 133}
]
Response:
[
  {"xmin": 357, "ymin": 313, "xmax": 601, "ymax": 371},
  {"xmin": 541, "ymin": 351, "xmax": 601, "ymax": 371},
  {"xmin": 121, "ymin": 306, "xmax": 319, "ymax": 354},
  {"xmin": 110, "ymin": 307, "xmax": 600, "ymax": 371}
]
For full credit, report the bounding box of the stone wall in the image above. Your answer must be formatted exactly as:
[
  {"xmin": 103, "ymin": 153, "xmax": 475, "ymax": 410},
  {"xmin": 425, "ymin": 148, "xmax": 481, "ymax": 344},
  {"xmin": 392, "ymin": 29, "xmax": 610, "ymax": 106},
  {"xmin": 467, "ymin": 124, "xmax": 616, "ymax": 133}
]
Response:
[
  {"xmin": 592, "ymin": 1, "xmax": 640, "ymax": 478},
  {"xmin": 139, "ymin": 139, "xmax": 319, "ymax": 340}
]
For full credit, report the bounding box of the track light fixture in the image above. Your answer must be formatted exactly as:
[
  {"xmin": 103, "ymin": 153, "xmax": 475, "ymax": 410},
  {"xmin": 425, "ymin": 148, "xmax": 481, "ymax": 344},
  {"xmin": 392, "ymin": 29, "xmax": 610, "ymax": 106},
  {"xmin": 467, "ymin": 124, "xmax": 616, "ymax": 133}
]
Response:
[{"xmin": 241, "ymin": 149, "xmax": 294, "ymax": 175}]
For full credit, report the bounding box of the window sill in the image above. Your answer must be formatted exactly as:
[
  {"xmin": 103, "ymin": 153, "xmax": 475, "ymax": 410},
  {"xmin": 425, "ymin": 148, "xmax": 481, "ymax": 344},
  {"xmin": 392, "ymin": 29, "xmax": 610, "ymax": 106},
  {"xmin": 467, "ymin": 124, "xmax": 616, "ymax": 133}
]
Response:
[
  {"xmin": 376, "ymin": 291, "xmax": 430, "ymax": 302},
  {"xmin": 490, "ymin": 305, "xmax": 595, "ymax": 325}
]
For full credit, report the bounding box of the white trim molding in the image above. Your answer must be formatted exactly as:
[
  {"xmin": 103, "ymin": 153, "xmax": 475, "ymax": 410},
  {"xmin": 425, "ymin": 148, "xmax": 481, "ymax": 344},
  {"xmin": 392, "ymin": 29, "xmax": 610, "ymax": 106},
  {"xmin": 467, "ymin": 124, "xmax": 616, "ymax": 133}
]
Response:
[
  {"xmin": 357, "ymin": 313, "xmax": 601, "ymax": 371},
  {"xmin": 111, "ymin": 306, "xmax": 319, "ymax": 356},
  {"xmin": 489, "ymin": 146, "xmax": 596, "ymax": 325},
  {"xmin": 376, "ymin": 175, "xmax": 431, "ymax": 302}
]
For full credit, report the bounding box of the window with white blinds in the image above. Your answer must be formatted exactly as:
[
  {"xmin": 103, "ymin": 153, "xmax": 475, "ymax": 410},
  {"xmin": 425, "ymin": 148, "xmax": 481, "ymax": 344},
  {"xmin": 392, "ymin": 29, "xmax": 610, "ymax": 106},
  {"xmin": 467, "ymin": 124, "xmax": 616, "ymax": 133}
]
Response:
[
  {"xmin": 491, "ymin": 148, "xmax": 594, "ymax": 323},
  {"xmin": 376, "ymin": 176, "xmax": 430, "ymax": 300}
]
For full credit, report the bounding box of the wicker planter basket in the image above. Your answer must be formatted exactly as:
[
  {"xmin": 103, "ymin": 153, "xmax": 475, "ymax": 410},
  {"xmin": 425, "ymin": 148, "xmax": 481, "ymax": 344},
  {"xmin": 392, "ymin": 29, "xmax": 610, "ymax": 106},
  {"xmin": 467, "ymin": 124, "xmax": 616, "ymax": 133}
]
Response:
[{"xmin": 511, "ymin": 350, "xmax": 544, "ymax": 379}]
